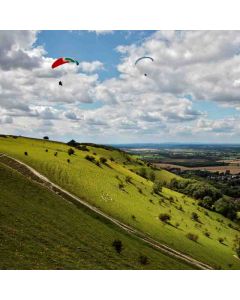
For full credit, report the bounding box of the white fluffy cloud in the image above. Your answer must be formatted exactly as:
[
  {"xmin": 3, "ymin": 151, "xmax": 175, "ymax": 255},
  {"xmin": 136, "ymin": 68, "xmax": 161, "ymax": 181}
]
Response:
[{"xmin": 1, "ymin": 30, "xmax": 240, "ymax": 143}]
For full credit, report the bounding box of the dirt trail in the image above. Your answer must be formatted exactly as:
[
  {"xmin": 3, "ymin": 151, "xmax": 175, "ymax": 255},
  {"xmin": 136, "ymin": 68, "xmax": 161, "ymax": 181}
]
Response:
[{"xmin": 0, "ymin": 153, "xmax": 214, "ymax": 270}]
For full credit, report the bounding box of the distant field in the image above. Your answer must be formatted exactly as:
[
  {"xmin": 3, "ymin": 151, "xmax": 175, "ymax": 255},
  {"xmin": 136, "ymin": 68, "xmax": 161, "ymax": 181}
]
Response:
[{"xmin": 155, "ymin": 163, "xmax": 240, "ymax": 174}]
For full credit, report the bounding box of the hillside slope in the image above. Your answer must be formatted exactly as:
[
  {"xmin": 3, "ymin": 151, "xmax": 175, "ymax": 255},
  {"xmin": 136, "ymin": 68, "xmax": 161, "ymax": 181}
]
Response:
[
  {"xmin": 0, "ymin": 136, "xmax": 240, "ymax": 269},
  {"xmin": 0, "ymin": 163, "xmax": 194, "ymax": 269}
]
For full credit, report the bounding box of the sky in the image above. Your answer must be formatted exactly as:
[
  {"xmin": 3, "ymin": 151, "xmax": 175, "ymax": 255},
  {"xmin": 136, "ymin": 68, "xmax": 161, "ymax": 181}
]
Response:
[{"xmin": 1, "ymin": 30, "xmax": 240, "ymax": 144}]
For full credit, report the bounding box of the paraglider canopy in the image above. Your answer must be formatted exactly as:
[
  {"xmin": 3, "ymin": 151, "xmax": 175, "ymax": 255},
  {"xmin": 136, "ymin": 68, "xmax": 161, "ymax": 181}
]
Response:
[
  {"xmin": 52, "ymin": 57, "xmax": 79, "ymax": 69},
  {"xmin": 135, "ymin": 56, "xmax": 154, "ymax": 77},
  {"xmin": 135, "ymin": 56, "xmax": 154, "ymax": 66}
]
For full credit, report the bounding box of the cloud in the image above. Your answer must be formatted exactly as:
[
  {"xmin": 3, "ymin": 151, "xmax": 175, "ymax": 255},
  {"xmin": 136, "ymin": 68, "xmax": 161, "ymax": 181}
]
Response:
[
  {"xmin": 78, "ymin": 61, "xmax": 104, "ymax": 73},
  {"xmin": 1, "ymin": 30, "xmax": 240, "ymax": 143},
  {"xmin": 89, "ymin": 30, "xmax": 114, "ymax": 35}
]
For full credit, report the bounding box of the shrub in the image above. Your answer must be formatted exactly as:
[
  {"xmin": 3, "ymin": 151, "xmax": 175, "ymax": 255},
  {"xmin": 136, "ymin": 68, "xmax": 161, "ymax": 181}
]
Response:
[
  {"xmin": 191, "ymin": 212, "xmax": 200, "ymax": 222},
  {"xmin": 67, "ymin": 159, "xmax": 70, "ymax": 163},
  {"xmin": 112, "ymin": 240, "xmax": 122, "ymax": 254},
  {"xmin": 24, "ymin": 151, "xmax": 28, "ymax": 156},
  {"xmin": 186, "ymin": 233, "xmax": 199, "ymax": 242},
  {"xmin": 76, "ymin": 145, "xmax": 89, "ymax": 152},
  {"xmin": 96, "ymin": 161, "xmax": 101, "ymax": 167},
  {"xmin": 125, "ymin": 176, "xmax": 132, "ymax": 184},
  {"xmin": 67, "ymin": 139, "xmax": 78, "ymax": 147},
  {"xmin": 138, "ymin": 187, "xmax": 143, "ymax": 194},
  {"xmin": 85, "ymin": 155, "xmax": 96, "ymax": 163},
  {"xmin": 204, "ymin": 231, "xmax": 211, "ymax": 238},
  {"xmin": 138, "ymin": 167, "xmax": 147, "ymax": 178},
  {"xmin": 149, "ymin": 171, "xmax": 156, "ymax": 182},
  {"xmin": 54, "ymin": 152, "xmax": 58, "ymax": 157},
  {"xmin": 45, "ymin": 149, "xmax": 48, "ymax": 152},
  {"xmin": 159, "ymin": 213, "xmax": 171, "ymax": 223},
  {"xmin": 152, "ymin": 181, "xmax": 163, "ymax": 194},
  {"xmin": 218, "ymin": 237, "xmax": 224, "ymax": 244},
  {"xmin": 234, "ymin": 236, "xmax": 240, "ymax": 258},
  {"xmin": 139, "ymin": 255, "xmax": 149, "ymax": 265},
  {"xmin": 110, "ymin": 157, "xmax": 115, "ymax": 162},
  {"xmin": 93, "ymin": 152, "xmax": 97, "ymax": 155},
  {"xmin": 100, "ymin": 157, "xmax": 107, "ymax": 164},
  {"xmin": 68, "ymin": 148, "xmax": 75, "ymax": 156},
  {"xmin": 118, "ymin": 183, "xmax": 124, "ymax": 190}
]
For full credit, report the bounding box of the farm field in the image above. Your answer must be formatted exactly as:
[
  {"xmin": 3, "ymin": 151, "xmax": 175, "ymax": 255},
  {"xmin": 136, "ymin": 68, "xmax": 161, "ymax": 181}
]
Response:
[
  {"xmin": 154, "ymin": 163, "xmax": 240, "ymax": 174},
  {"xmin": 0, "ymin": 136, "xmax": 240, "ymax": 269}
]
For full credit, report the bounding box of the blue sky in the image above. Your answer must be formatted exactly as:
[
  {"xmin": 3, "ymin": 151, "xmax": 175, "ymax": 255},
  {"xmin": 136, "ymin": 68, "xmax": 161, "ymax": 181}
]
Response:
[
  {"xmin": 36, "ymin": 30, "xmax": 155, "ymax": 80},
  {"xmin": 1, "ymin": 30, "xmax": 240, "ymax": 143}
]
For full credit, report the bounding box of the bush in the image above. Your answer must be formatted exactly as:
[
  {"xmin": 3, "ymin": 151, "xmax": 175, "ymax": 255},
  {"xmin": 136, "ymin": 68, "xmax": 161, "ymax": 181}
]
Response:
[
  {"xmin": 100, "ymin": 157, "xmax": 107, "ymax": 164},
  {"xmin": 24, "ymin": 151, "xmax": 28, "ymax": 156},
  {"xmin": 139, "ymin": 255, "xmax": 149, "ymax": 265},
  {"xmin": 45, "ymin": 149, "xmax": 48, "ymax": 152},
  {"xmin": 110, "ymin": 157, "xmax": 115, "ymax": 162},
  {"xmin": 118, "ymin": 183, "xmax": 124, "ymax": 190},
  {"xmin": 204, "ymin": 231, "xmax": 211, "ymax": 238},
  {"xmin": 43, "ymin": 136, "xmax": 49, "ymax": 140},
  {"xmin": 76, "ymin": 145, "xmax": 89, "ymax": 152},
  {"xmin": 186, "ymin": 233, "xmax": 199, "ymax": 242},
  {"xmin": 125, "ymin": 176, "xmax": 132, "ymax": 184},
  {"xmin": 131, "ymin": 215, "xmax": 136, "ymax": 221},
  {"xmin": 149, "ymin": 171, "xmax": 156, "ymax": 182},
  {"xmin": 67, "ymin": 159, "xmax": 70, "ymax": 163},
  {"xmin": 218, "ymin": 237, "xmax": 224, "ymax": 244},
  {"xmin": 112, "ymin": 240, "xmax": 123, "ymax": 254},
  {"xmin": 54, "ymin": 152, "xmax": 58, "ymax": 157},
  {"xmin": 152, "ymin": 181, "xmax": 163, "ymax": 194},
  {"xmin": 234, "ymin": 236, "xmax": 240, "ymax": 258},
  {"xmin": 85, "ymin": 155, "xmax": 96, "ymax": 163},
  {"xmin": 68, "ymin": 148, "xmax": 75, "ymax": 156},
  {"xmin": 191, "ymin": 212, "xmax": 200, "ymax": 222},
  {"xmin": 138, "ymin": 167, "xmax": 147, "ymax": 178},
  {"xmin": 159, "ymin": 213, "xmax": 171, "ymax": 223}
]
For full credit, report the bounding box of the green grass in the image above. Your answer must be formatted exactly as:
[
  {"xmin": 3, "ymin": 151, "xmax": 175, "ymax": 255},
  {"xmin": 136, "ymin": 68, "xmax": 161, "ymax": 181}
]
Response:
[
  {"xmin": 0, "ymin": 136, "xmax": 240, "ymax": 269},
  {"xmin": 0, "ymin": 163, "xmax": 193, "ymax": 270}
]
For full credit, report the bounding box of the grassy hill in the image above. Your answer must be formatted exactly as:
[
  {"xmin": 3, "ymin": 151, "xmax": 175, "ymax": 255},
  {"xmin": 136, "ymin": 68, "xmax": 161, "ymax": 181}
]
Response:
[
  {"xmin": 0, "ymin": 135, "xmax": 240, "ymax": 269},
  {"xmin": 0, "ymin": 163, "xmax": 194, "ymax": 269}
]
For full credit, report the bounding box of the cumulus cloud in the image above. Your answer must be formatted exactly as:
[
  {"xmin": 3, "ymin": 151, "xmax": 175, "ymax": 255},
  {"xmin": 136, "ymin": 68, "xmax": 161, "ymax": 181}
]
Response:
[
  {"xmin": 1, "ymin": 30, "xmax": 240, "ymax": 142},
  {"xmin": 89, "ymin": 30, "xmax": 114, "ymax": 35},
  {"xmin": 78, "ymin": 61, "xmax": 104, "ymax": 73}
]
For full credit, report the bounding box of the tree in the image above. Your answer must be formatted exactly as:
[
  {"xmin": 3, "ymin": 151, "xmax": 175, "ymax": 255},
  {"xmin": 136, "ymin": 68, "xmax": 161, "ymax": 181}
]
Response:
[
  {"xmin": 138, "ymin": 167, "xmax": 147, "ymax": 178},
  {"xmin": 100, "ymin": 157, "xmax": 107, "ymax": 164},
  {"xmin": 191, "ymin": 212, "xmax": 200, "ymax": 222},
  {"xmin": 139, "ymin": 255, "xmax": 148, "ymax": 265},
  {"xmin": 68, "ymin": 148, "xmax": 75, "ymax": 156},
  {"xmin": 159, "ymin": 213, "xmax": 171, "ymax": 223},
  {"xmin": 153, "ymin": 181, "xmax": 162, "ymax": 194},
  {"xmin": 234, "ymin": 236, "xmax": 240, "ymax": 258},
  {"xmin": 186, "ymin": 233, "xmax": 198, "ymax": 242},
  {"xmin": 67, "ymin": 139, "xmax": 78, "ymax": 147},
  {"xmin": 112, "ymin": 240, "xmax": 123, "ymax": 254},
  {"xmin": 149, "ymin": 171, "xmax": 156, "ymax": 182},
  {"xmin": 43, "ymin": 136, "xmax": 49, "ymax": 140}
]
